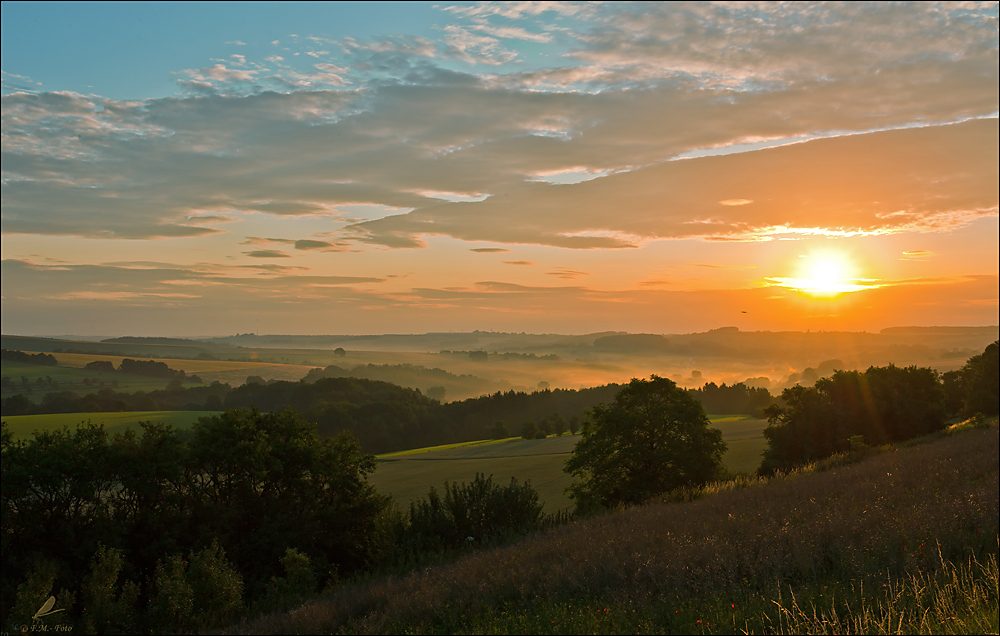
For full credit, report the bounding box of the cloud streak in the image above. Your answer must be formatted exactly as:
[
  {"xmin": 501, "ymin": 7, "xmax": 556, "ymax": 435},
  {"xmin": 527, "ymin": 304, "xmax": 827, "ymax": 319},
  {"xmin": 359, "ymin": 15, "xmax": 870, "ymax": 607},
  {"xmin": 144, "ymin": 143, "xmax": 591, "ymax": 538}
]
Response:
[{"xmin": 349, "ymin": 119, "xmax": 998, "ymax": 248}]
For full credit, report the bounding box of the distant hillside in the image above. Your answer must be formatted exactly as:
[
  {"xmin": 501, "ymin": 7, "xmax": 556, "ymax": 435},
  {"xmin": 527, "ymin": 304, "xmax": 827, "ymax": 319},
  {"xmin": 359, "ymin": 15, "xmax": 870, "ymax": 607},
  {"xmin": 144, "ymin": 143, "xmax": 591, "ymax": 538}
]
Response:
[
  {"xmin": 101, "ymin": 336, "xmax": 212, "ymax": 346},
  {"xmin": 593, "ymin": 333, "xmax": 671, "ymax": 351},
  {"xmin": 880, "ymin": 326, "xmax": 999, "ymax": 335},
  {"xmin": 303, "ymin": 363, "xmax": 496, "ymax": 401},
  {"xmin": 201, "ymin": 331, "xmax": 625, "ymax": 353}
]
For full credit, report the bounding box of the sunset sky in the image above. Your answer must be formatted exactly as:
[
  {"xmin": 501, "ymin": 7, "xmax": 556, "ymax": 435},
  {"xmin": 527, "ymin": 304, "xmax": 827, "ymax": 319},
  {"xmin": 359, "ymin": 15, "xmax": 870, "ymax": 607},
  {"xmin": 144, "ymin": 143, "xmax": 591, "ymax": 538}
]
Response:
[{"xmin": 2, "ymin": 1, "xmax": 997, "ymax": 337}]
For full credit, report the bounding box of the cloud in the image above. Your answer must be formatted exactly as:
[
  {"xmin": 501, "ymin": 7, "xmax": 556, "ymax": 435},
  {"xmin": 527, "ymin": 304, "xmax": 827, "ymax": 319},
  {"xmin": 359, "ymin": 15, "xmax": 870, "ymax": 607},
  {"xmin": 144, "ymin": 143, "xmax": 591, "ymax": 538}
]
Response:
[
  {"xmin": 244, "ymin": 250, "xmax": 291, "ymax": 258},
  {"xmin": 470, "ymin": 248, "xmax": 511, "ymax": 253},
  {"xmin": 1, "ymin": 70, "xmax": 44, "ymax": 93},
  {"xmin": 241, "ymin": 237, "xmax": 295, "ymax": 246},
  {"xmin": 563, "ymin": 2, "xmax": 999, "ymax": 90},
  {"xmin": 503, "ymin": 260, "xmax": 534, "ymax": 266},
  {"xmin": 1, "ymin": 2, "xmax": 996, "ymax": 251},
  {"xmin": 547, "ymin": 268, "xmax": 589, "ymax": 279},
  {"xmin": 348, "ymin": 119, "xmax": 998, "ymax": 248},
  {"xmin": 294, "ymin": 239, "xmax": 336, "ymax": 250}
]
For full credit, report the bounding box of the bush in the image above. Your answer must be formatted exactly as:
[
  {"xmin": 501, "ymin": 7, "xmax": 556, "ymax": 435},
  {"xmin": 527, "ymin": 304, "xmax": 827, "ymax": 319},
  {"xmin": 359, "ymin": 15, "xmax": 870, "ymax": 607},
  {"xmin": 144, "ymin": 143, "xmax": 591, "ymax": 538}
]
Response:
[
  {"xmin": 81, "ymin": 546, "xmax": 139, "ymax": 635},
  {"xmin": 520, "ymin": 421, "xmax": 537, "ymax": 440},
  {"xmin": 405, "ymin": 474, "xmax": 544, "ymax": 552},
  {"xmin": 148, "ymin": 542, "xmax": 243, "ymax": 633},
  {"xmin": 488, "ymin": 421, "xmax": 509, "ymax": 439},
  {"xmin": 262, "ymin": 548, "xmax": 317, "ymax": 611}
]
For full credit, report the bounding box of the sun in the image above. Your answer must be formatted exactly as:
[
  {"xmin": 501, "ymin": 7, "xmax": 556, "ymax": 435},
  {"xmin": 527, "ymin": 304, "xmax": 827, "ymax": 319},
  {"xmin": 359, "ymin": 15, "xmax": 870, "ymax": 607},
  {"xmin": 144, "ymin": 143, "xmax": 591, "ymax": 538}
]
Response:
[{"xmin": 768, "ymin": 251, "xmax": 879, "ymax": 297}]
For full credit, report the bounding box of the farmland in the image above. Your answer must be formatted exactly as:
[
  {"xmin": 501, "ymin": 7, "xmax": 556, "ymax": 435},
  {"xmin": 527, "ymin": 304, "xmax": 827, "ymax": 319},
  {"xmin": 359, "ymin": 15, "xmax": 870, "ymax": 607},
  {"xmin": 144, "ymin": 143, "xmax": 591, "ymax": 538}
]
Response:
[
  {"xmin": 2, "ymin": 410, "xmax": 216, "ymax": 440},
  {"xmin": 371, "ymin": 416, "xmax": 768, "ymax": 512}
]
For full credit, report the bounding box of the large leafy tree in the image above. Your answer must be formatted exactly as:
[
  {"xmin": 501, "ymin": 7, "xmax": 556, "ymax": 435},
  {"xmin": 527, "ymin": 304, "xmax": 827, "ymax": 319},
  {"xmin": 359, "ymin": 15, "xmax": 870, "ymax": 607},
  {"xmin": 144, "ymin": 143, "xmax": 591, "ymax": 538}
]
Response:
[{"xmin": 564, "ymin": 375, "xmax": 726, "ymax": 511}]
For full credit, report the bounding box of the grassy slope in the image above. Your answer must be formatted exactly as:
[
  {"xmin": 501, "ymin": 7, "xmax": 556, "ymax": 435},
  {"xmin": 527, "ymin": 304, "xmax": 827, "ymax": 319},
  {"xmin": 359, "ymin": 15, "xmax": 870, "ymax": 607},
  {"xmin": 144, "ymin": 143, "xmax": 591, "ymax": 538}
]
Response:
[
  {"xmin": 234, "ymin": 421, "xmax": 999, "ymax": 635},
  {"xmin": 370, "ymin": 418, "xmax": 768, "ymax": 513},
  {"xmin": 2, "ymin": 411, "xmax": 217, "ymax": 440}
]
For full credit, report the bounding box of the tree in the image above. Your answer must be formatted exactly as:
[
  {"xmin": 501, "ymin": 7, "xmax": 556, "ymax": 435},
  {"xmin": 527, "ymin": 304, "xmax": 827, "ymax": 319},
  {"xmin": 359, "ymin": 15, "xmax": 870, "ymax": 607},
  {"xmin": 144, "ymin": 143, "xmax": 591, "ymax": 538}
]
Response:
[
  {"xmin": 960, "ymin": 340, "xmax": 999, "ymax": 417},
  {"xmin": 564, "ymin": 375, "xmax": 726, "ymax": 511},
  {"xmin": 520, "ymin": 421, "xmax": 537, "ymax": 440},
  {"xmin": 759, "ymin": 364, "xmax": 947, "ymax": 474},
  {"xmin": 487, "ymin": 421, "xmax": 509, "ymax": 439},
  {"xmin": 333, "ymin": 347, "xmax": 346, "ymax": 357}
]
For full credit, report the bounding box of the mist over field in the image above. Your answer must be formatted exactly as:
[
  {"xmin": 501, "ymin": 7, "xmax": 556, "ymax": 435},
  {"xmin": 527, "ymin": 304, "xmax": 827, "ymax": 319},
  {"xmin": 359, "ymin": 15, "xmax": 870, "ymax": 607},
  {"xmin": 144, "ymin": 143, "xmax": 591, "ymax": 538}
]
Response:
[{"xmin": 5, "ymin": 326, "xmax": 995, "ymax": 401}]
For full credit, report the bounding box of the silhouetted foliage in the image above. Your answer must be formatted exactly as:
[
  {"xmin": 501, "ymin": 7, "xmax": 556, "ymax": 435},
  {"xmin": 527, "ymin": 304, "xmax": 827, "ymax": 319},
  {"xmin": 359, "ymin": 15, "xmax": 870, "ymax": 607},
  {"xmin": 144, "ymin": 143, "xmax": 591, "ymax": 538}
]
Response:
[
  {"xmin": 1, "ymin": 350, "xmax": 57, "ymax": 366},
  {"xmin": 760, "ymin": 364, "xmax": 947, "ymax": 474},
  {"xmin": 404, "ymin": 474, "xmax": 545, "ymax": 553},
  {"xmin": 520, "ymin": 421, "xmax": 537, "ymax": 440},
  {"xmin": 118, "ymin": 358, "xmax": 186, "ymax": 380},
  {"xmin": 487, "ymin": 421, "xmax": 509, "ymax": 439},
  {"xmin": 959, "ymin": 340, "xmax": 999, "ymax": 417},
  {"xmin": 687, "ymin": 381, "xmax": 775, "ymax": 415},
  {"xmin": 0, "ymin": 409, "xmax": 387, "ymax": 631},
  {"xmin": 565, "ymin": 376, "xmax": 726, "ymax": 511}
]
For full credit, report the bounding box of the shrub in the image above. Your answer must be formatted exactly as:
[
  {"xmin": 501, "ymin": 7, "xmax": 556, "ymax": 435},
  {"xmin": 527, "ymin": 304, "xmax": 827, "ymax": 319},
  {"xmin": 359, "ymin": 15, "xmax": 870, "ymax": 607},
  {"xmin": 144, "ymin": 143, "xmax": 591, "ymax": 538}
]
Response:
[
  {"xmin": 405, "ymin": 474, "xmax": 544, "ymax": 552},
  {"xmin": 81, "ymin": 546, "xmax": 139, "ymax": 635},
  {"xmin": 262, "ymin": 548, "xmax": 317, "ymax": 611},
  {"xmin": 148, "ymin": 542, "xmax": 243, "ymax": 633},
  {"xmin": 520, "ymin": 421, "xmax": 537, "ymax": 440}
]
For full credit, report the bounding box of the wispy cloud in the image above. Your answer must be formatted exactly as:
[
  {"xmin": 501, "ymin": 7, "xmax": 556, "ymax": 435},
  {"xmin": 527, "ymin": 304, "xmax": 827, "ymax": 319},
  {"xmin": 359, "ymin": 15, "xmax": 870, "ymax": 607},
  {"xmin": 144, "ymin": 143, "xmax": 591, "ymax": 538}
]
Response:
[
  {"xmin": 244, "ymin": 250, "xmax": 291, "ymax": 258},
  {"xmin": 348, "ymin": 119, "xmax": 998, "ymax": 248}
]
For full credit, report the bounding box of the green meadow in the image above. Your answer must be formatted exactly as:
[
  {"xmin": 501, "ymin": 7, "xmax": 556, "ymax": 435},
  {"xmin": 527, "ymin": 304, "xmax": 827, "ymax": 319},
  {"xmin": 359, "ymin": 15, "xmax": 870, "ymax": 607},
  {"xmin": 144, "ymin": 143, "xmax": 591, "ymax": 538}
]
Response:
[
  {"xmin": 0, "ymin": 360, "xmax": 175, "ymax": 398},
  {"xmin": 2, "ymin": 411, "xmax": 217, "ymax": 440},
  {"xmin": 371, "ymin": 417, "xmax": 768, "ymax": 512}
]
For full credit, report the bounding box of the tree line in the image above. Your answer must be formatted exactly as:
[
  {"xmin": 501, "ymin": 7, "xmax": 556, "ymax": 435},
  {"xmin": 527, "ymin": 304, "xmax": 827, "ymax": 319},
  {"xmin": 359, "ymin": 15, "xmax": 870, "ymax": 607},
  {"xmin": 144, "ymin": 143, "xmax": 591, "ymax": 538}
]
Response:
[
  {"xmin": 1, "ymin": 350, "xmax": 58, "ymax": 366},
  {"xmin": 1, "ymin": 409, "xmax": 564, "ymax": 633},
  {"xmin": 2, "ymin": 371, "xmax": 774, "ymax": 455},
  {"xmin": 760, "ymin": 340, "xmax": 998, "ymax": 474}
]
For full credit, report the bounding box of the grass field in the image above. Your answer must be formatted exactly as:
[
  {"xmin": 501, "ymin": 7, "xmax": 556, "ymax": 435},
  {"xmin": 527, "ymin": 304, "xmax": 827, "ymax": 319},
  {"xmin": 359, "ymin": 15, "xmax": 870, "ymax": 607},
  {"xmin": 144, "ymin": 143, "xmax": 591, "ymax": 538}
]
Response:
[
  {"xmin": 370, "ymin": 417, "xmax": 769, "ymax": 512},
  {"xmin": 236, "ymin": 421, "xmax": 1000, "ymax": 636},
  {"xmin": 1, "ymin": 360, "xmax": 173, "ymax": 398},
  {"xmin": 1, "ymin": 353, "xmax": 316, "ymax": 401},
  {"xmin": 46, "ymin": 351, "xmax": 317, "ymax": 384},
  {"xmin": 1, "ymin": 411, "xmax": 218, "ymax": 440}
]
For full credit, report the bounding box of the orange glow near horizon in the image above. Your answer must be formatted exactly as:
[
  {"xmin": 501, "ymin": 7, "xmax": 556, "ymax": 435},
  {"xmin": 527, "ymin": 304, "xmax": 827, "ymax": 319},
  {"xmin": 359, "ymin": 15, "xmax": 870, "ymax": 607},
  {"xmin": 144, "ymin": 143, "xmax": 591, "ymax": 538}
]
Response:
[{"xmin": 767, "ymin": 251, "xmax": 883, "ymax": 298}]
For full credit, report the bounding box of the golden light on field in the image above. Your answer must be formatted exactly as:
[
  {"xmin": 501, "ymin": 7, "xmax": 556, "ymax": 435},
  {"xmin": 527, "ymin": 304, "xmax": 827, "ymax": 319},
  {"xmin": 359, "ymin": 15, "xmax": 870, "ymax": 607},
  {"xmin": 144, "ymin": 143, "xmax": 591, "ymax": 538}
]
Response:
[{"xmin": 767, "ymin": 251, "xmax": 881, "ymax": 298}]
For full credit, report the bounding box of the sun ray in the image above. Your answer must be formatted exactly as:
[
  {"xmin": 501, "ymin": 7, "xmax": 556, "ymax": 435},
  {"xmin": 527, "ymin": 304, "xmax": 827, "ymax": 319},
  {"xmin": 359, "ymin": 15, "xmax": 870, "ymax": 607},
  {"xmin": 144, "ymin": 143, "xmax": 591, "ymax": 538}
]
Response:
[{"xmin": 766, "ymin": 251, "xmax": 883, "ymax": 298}]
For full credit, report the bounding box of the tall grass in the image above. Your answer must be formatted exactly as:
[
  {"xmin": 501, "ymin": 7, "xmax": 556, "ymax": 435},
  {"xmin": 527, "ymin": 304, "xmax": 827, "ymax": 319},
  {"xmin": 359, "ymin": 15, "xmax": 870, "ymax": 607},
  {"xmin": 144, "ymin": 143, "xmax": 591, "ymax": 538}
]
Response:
[
  {"xmin": 228, "ymin": 422, "xmax": 998, "ymax": 635},
  {"xmin": 765, "ymin": 550, "xmax": 998, "ymax": 634}
]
